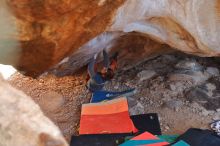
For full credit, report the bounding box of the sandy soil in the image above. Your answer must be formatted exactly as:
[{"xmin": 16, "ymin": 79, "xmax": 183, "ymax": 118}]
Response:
[{"xmin": 9, "ymin": 71, "xmax": 90, "ymax": 142}]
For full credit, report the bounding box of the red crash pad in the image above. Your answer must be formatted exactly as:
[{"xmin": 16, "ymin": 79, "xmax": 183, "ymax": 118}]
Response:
[
  {"xmin": 120, "ymin": 132, "xmax": 169, "ymax": 146},
  {"xmin": 79, "ymin": 97, "xmax": 137, "ymax": 134},
  {"xmin": 134, "ymin": 132, "xmax": 169, "ymax": 146}
]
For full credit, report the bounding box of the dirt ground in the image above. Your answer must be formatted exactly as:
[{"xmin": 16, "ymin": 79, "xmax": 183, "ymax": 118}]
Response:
[
  {"xmin": 9, "ymin": 71, "xmax": 89, "ymax": 142},
  {"xmin": 9, "ymin": 52, "xmax": 220, "ymax": 143}
]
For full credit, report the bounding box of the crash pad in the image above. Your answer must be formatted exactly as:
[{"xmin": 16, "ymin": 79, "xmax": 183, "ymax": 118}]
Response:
[
  {"xmin": 172, "ymin": 140, "xmax": 189, "ymax": 146},
  {"xmin": 91, "ymin": 88, "xmax": 135, "ymax": 103},
  {"xmin": 70, "ymin": 133, "xmax": 133, "ymax": 146},
  {"xmin": 119, "ymin": 140, "xmax": 167, "ymax": 146},
  {"xmin": 175, "ymin": 128, "xmax": 220, "ymax": 146},
  {"xmin": 146, "ymin": 142, "xmax": 170, "ymax": 146},
  {"xmin": 158, "ymin": 135, "xmax": 179, "ymax": 143},
  {"xmin": 131, "ymin": 113, "xmax": 161, "ymax": 135},
  {"xmin": 79, "ymin": 97, "xmax": 137, "ymax": 134},
  {"xmin": 81, "ymin": 97, "xmax": 128, "ymax": 115},
  {"xmin": 132, "ymin": 132, "xmax": 158, "ymax": 140},
  {"xmin": 119, "ymin": 132, "xmax": 169, "ymax": 146}
]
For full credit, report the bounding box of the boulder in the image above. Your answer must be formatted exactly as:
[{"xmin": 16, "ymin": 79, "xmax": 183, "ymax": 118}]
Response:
[
  {"xmin": 1, "ymin": 0, "xmax": 220, "ymax": 76},
  {"xmin": 2, "ymin": 0, "xmax": 125, "ymax": 76},
  {"xmin": 0, "ymin": 79, "xmax": 67, "ymax": 146}
]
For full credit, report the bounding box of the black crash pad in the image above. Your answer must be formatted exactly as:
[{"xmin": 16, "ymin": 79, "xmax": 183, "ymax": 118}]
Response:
[
  {"xmin": 174, "ymin": 128, "xmax": 220, "ymax": 146},
  {"xmin": 131, "ymin": 113, "xmax": 161, "ymax": 135},
  {"xmin": 70, "ymin": 133, "xmax": 133, "ymax": 146}
]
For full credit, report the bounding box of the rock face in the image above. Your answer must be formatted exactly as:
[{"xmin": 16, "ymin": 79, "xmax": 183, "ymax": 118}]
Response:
[
  {"xmin": 4, "ymin": 0, "xmax": 125, "ymax": 76},
  {"xmin": 0, "ymin": 77, "xmax": 68, "ymax": 146},
  {"xmin": 2, "ymin": 0, "xmax": 220, "ymax": 76}
]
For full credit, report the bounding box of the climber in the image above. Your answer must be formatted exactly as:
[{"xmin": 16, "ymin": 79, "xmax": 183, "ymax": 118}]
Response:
[
  {"xmin": 100, "ymin": 49, "xmax": 118, "ymax": 79},
  {"xmin": 86, "ymin": 50, "xmax": 118, "ymax": 92},
  {"xmin": 86, "ymin": 50, "xmax": 136, "ymax": 103}
]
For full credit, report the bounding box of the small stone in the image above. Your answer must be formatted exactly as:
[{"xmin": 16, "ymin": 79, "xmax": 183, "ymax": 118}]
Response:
[
  {"xmin": 216, "ymin": 108, "xmax": 220, "ymax": 112},
  {"xmin": 165, "ymin": 125, "xmax": 170, "ymax": 130},
  {"xmin": 137, "ymin": 70, "xmax": 156, "ymax": 82},
  {"xmin": 213, "ymin": 113, "xmax": 220, "ymax": 120},
  {"xmin": 165, "ymin": 99, "xmax": 183, "ymax": 111},
  {"xmin": 169, "ymin": 71, "xmax": 209, "ymax": 84},
  {"xmin": 140, "ymin": 97, "xmax": 144, "ymax": 101},
  {"xmin": 175, "ymin": 108, "xmax": 179, "ymax": 112},
  {"xmin": 175, "ymin": 60, "xmax": 203, "ymax": 71},
  {"xmin": 206, "ymin": 67, "xmax": 219, "ymax": 76},
  {"xmin": 176, "ymin": 82, "xmax": 182, "ymax": 87},
  {"xmin": 201, "ymin": 109, "xmax": 215, "ymax": 116},
  {"xmin": 114, "ymin": 85, "xmax": 119, "ymax": 90},
  {"xmin": 206, "ymin": 83, "xmax": 216, "ymax": 91},
  {"xmin": 129, "ymin": 102, "xmax": 145, "ymax": 115},
  {"xmin": 162, "ymin": 96, "xmax": 171, "ymax": 102},
  {"xmin": 201, "ymin": 110, "xmax": 209, "ymax": 116},
  {"xmin": 169, "ymin": 84, "xmax": 176, "ymax": 91}
]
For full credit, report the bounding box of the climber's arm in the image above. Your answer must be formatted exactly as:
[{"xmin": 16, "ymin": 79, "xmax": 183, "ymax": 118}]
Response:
[
  {"xmin": 88, "ymin": 54, "xmax": 97, "ymax": 78},
  {"xmin": 103, "ymin": 49, "xmax": 110, "ymax": 69}
]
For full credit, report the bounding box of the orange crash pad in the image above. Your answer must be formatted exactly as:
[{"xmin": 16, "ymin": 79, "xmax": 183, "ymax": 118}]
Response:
[{"xmin": 79, "ymin": 97, "xmax": 137, "ymax": 135}]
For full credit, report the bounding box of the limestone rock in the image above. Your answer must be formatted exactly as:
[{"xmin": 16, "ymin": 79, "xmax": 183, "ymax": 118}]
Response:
[
  {"xmin": 206, "ymin": 67, "xmax": 220, "ymax": 77},
  {"xmin": 165, "ymin": 99, "xmax": 184, "ymax": 111},
  {"xmin": 110, "ymin": 0, "xmax": 220, "ymax": 56},
  {"xmin": 129, "ymin": 102, "xmax": 145, "ymax": 116},
  {"xmin": 2, "ymin": 0, "xmax": 220, "ymax": 76},
  {"xmin": 213, "ymin": 113, "xmax": 220, "ymax": 121},
  {"xmin": 186, "ymin": 80, "xmax": 220, "ymax": 111},
  {"xmin": 168, "ymin": 59, "xmax": 210, "ymax": 84},
  {"xmin": 0, "ymin": 80, "xmax": 67, "ymax": 146},
  {"xmin": 3, "ymin": 0, "xmax": 125, "ymax": 76},
  {"xmin": 169, "ymin": 71, "xmax": 209, "ymax": 84},
  {"xmin": 175, "ymin": 60, "xmax": 203, "ymax": 72},
  {"xmin": 52, "ymin": 0, "xmax": 220, "ymax": 76},
  {"xmin": 137, "ymin": 70, "xmax": 156, "ymax": 82}
]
